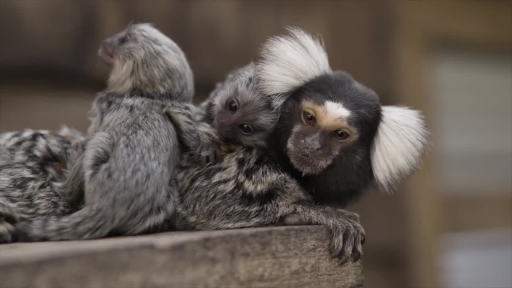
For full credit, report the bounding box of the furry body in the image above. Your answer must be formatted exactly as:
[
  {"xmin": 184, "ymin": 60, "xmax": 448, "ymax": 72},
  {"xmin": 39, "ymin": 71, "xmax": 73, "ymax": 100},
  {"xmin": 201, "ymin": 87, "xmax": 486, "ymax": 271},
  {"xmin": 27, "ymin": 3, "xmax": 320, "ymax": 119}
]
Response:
[
  {"xmin": 0, "ymin": 128, "xmax": 85, "ymax": 242},
  {"xmin": 8, "ymin": 23, "xmax": 194, "ymax": 242},
  {"xmin": 1, "ymin": 28, "xmax": 426, "ymax": 268},
  {"xmin": 0, "ymin": 127, "xmax": 84, "ymax": 165},
  {"xmin": 164, "ymin": 103, "xmax": 365, "ymax": 263}
]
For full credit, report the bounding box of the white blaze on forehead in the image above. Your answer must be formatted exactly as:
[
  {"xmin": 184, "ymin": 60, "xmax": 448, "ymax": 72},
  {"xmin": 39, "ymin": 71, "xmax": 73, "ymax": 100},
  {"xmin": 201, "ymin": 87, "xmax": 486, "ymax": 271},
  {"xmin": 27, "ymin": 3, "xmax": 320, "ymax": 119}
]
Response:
[{"xmin": 322, "ymin": 101, "xmax": 351, "ymax": 122}]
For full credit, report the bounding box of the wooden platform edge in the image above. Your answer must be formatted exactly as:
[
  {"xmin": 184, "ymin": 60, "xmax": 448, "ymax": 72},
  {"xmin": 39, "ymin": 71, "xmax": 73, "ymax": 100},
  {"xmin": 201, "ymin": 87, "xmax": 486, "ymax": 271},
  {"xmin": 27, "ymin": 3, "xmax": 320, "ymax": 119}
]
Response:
[{"xmin": 0, "ymin": 226, "xmax": 364, "ymax": 288}]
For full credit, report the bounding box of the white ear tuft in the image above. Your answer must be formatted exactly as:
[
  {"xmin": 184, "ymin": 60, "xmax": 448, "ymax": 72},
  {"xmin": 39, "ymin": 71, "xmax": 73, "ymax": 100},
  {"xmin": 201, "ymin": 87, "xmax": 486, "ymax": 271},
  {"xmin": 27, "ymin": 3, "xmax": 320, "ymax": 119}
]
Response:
[
  {"xmin": 257, "ymin": 27, "xmax": 332, "ymax": 109},
  {"xmin": 371, "ymin": 106, "xmax": 429, "ymax": 193}
]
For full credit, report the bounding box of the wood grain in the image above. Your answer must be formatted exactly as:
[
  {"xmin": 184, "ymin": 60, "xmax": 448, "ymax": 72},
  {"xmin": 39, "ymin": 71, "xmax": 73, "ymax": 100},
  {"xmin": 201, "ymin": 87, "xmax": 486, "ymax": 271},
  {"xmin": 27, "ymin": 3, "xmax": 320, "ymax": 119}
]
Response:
[{"xmin": 0, "ymin": 226, "xmax": 363, "ymax": 288}]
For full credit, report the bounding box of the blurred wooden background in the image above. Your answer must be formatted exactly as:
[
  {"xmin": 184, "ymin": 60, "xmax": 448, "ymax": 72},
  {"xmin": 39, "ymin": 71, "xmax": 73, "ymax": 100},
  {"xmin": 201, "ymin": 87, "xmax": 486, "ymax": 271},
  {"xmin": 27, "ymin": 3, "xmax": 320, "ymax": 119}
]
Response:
[{"xmin": 0, "ymin": 1, "xmax": 510, "ymax": 287}]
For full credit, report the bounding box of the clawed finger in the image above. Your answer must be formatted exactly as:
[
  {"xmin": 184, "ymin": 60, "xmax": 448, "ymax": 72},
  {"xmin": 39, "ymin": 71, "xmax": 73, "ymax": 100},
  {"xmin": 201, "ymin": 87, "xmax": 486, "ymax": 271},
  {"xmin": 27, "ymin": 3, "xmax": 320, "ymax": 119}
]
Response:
[
  {"xmin": 339, "ymin": 254, "xmax": 349, "ymax": 265},
  {"xmin": 329, "ymin": 222, "xmax": 366, "ymax": 265},
  {"xmin": 342, "ymin": 230, "xmax": 356, "ymax": 261},
  {"xmin": 330, "ymin": 231, "xmax": 344, "ymax": 258},
  {"xmin": 352, "ymin": 232, "xmax": 363, "ymax": 262}
]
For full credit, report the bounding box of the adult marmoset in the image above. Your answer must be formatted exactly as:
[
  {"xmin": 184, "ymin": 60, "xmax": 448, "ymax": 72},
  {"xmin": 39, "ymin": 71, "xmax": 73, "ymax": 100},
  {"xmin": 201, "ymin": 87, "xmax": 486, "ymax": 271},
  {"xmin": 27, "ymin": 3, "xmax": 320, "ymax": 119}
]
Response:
[{"xmin": 258, "ymin": 27, "xmax": 428, "ymax": 206}]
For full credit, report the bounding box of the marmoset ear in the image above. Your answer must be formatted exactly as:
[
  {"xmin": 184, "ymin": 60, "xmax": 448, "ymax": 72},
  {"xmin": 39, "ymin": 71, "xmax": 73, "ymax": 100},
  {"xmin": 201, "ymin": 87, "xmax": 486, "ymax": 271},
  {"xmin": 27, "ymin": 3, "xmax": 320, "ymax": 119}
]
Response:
[
  {"xmin": 371, "ymin": 106, "xmax": 429, "ymax": 193},
  {"xmin": 256, "ymin": 27, "xmax": 332, "ymax": 109}
]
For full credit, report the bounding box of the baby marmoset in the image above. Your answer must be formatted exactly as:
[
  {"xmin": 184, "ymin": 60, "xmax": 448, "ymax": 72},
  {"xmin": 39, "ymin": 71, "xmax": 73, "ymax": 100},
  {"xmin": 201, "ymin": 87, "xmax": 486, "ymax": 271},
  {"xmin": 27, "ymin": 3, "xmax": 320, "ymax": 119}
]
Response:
[
  {"xmin": 201, "ymin": 62, "xmax": 276, "ymax": 148},
  {"xmin": 9, "ymin": 23, "xmax": 195, "ymax": 242},
  {"xmin": 176, "ymin": 62, "xmax": 278, "ymax": 164}
]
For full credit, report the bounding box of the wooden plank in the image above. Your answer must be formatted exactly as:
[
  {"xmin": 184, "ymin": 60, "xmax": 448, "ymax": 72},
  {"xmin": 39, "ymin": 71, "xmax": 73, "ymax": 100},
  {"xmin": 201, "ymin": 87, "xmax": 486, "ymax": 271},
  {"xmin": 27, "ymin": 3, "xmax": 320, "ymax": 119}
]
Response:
[{"xmin": 0, "ymin": 226, "xmax": 363, "ymax": 288}]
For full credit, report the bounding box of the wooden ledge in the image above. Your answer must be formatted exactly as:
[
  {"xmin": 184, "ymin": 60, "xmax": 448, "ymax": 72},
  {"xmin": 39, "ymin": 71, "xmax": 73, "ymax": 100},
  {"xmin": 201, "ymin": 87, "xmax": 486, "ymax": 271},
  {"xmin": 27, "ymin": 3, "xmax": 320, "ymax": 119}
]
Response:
[{"xmin": 0, "ymin": 226, "xmax": 363, "ymax": 288}]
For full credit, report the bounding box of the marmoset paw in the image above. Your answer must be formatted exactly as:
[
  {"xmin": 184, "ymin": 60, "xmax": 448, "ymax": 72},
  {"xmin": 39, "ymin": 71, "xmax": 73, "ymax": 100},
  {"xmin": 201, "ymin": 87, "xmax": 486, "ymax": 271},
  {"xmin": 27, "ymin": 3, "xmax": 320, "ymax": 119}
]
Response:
[{"xmin": 328, "ymin": 211, "xmax": 365, "ymax": 265}]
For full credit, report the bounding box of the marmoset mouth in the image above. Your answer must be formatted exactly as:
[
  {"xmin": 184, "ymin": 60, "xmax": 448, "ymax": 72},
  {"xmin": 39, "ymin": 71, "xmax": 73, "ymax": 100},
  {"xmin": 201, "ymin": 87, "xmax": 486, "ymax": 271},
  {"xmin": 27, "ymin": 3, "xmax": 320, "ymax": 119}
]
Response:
[{"xmin": 290, "ymin": 151, "xmax": 323, "ymax": 175}]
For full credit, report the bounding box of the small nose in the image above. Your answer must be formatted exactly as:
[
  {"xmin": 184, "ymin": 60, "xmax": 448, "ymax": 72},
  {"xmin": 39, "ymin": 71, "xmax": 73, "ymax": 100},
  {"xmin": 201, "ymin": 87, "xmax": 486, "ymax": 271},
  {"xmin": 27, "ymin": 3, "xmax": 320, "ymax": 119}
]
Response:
[
  {"xmin": 101, "ymin": 40, "xmax": 115, "ymax": 57},
  {"xmin": 216, "ymin": 121, "xmax": 232, "ymax": 137},
  {"xmin": 305, "ymin": 135, "xmax": 322, "ymax": 151},
  {"xmin": 219, "ymin": 127, "xmax": 230, "ymax": 135},
  {"xmin": 218, "ymin": 119, "xmax": 228, "ymax": 126}
]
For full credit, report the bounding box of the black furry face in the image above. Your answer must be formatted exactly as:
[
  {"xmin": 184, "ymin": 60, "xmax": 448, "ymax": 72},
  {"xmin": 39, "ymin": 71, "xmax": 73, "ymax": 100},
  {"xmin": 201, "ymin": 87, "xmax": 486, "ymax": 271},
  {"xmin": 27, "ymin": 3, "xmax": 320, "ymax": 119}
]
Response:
[{"xmin": 275, "ymin": 71, "xmax": 381, "ymax": 175}]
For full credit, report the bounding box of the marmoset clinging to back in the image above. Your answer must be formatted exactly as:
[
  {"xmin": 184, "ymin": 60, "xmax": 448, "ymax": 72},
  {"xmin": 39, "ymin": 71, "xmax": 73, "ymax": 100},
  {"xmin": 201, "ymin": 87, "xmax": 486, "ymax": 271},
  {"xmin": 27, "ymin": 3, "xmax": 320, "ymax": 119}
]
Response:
[
  {"xmin": 9, "ymin": 23, "xmax": 195, "ymax": 243},
  {"xmin": 201, "ymin": 62, "xmax": 277, "ymax": 148},
  {"xmin": 178, "ymin": 62, "xmax": 278, "ymax": 164}
]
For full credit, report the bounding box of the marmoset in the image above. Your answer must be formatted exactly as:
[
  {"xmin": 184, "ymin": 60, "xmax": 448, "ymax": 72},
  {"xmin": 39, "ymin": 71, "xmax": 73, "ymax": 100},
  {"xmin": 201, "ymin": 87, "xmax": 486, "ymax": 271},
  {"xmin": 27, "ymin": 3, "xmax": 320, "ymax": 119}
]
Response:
[
  {"xmin": 9, "ymin": 22, "xmax": 195, "ymax": 242},
  {"xmin": 258, "ymin": 28, "xmax": 428, "ymax": 206},
  {"xmin": 180, "ymin": 62, "xmax": 277, "ymax": 164},
  {"xmin": 162, "ymin": 29, "xmax": 374, "ymax": 264}
]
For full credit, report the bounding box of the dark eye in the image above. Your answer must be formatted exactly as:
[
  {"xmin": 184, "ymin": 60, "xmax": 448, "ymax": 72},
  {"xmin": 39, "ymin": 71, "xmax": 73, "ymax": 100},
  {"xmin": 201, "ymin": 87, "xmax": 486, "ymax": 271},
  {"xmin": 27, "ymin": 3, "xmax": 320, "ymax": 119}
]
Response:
[
  {"xmin": 119, "ymin": 35, "xmax": 130, "ymax": 45},
  {"xmin": 302, "ymin": 111, "xmax": 316, "ymax": 126},
  {"xmin": 334, "ymin": 129, "xmax": 350, "ymax": 141},
  {"xmin": 239, "ymin": 124, "xmax": 254, "ymax": 135},
  {"xmin": 227, "ymin": 99, "xmax": 238, "ymax": 113}
]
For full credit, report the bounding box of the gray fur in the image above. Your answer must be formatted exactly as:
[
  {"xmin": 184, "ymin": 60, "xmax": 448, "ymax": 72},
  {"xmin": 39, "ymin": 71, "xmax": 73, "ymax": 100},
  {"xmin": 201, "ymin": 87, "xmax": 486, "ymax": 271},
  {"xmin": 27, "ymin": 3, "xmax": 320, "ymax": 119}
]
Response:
[
  {"xmin": 0, "ymin": 127, "xmax": 84, "ymax": 165},
  {"xmin": 164, "ymin": 103, "xmax": 365, "ymax": 264},
  {"xmin": 103, "ymin": 23, "xmax": 194, "ymax": 101},
  {"xmin": 2, "ymin": 27, "xmax": 366, "ymax": 267},
  {"xmin": 178, "ymin": 62, "xmax": 277, "ymax": 165},
  {"xmin": 10, "ymin": 23, "xmax": 194, "ymax": 242},
  {"xmin": 0, "ymin": 128, "xmax": 85, "ymax": 242},
  {"xmin": 173, "ymin": 62, "xmax": 277, "ymax": 165},
  {"xmin": 200, "ymin": 62, "xmax": 278, "ymax": 148}
]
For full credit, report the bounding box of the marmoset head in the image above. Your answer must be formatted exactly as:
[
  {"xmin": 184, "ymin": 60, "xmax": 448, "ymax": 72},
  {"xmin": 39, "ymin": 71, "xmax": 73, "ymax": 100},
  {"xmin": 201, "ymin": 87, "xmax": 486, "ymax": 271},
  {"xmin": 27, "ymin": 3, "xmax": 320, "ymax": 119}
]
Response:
[
  {"xmin": 98, "ymin": 22, "xmax": 194, "ymax": 102},
  {"xmin": 277, "ymin": 72, "xmax": 381, "ymax": 175},
  {"xmin": 258, "ymin": 28, "xmax": 428, "ymax": 193},
  {"xmin": 208, "ymin": 62, "xmax": 277, "ymax": 147}
]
